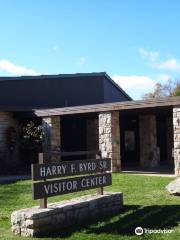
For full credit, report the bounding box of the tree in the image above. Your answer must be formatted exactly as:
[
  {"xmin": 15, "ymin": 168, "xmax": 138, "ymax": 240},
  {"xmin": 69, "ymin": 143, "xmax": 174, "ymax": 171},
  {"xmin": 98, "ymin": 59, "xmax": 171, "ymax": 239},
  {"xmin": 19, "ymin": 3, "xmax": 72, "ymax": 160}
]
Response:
[
  {"xmin": 171, "ymin": 82, "xmax": 180, "ymax": 96},
  {"xmin": 19, "ymin": 121, "xmax": 42, "ymax": 165},
  {"xmin": 143, "ymin": 79, "xmax": 180, "ymax": 99}
]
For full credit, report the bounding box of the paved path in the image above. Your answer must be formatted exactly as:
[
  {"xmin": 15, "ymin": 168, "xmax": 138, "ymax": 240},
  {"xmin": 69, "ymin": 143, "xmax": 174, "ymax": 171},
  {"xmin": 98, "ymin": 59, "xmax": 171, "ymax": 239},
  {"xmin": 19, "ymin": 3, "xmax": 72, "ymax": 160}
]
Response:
[
  {"xmin": 0, "ymin": 175, "xmax": 31, "ymax": 183},
  {"xmin": 122, "ymin": 171, "xmax": 175, "ymax": 177}
]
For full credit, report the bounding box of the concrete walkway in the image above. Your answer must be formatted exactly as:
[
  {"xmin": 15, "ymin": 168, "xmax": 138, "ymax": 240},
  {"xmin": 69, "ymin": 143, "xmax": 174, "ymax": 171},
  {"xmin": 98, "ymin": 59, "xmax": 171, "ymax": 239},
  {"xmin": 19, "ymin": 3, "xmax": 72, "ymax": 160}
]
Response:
[
  {"xmin": 121, "ymin": 170, "xmax": 175, "ymax": 177},
  {"xmin": 0, "ymin": 175, "xmax": 31, "ymax": 183}
]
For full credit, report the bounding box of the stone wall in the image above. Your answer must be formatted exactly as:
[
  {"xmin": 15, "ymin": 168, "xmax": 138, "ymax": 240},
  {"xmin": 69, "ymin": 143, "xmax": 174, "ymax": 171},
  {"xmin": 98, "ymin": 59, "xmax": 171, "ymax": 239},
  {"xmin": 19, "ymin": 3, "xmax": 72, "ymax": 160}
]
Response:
[
  {"xmin": 139, "ymin": 114, "xmax": 160, "ymax": 169},
  {"xmin": 99, "ymin": 111, "xmax": 121, "ymax": 172},
  {"xmin": 51, "ymin": 116, "xmax": 61, "ymax": 162},
  {"xmin": 173, "ymin": 107, "xmax": 180, "ymax": 176},
  {"xmin": 11, "ymin": 192, "xmax": 123, "ymax": 237},
  {"xmin": 42, "ymin": 116, "xmax": 61, "ymax": 162},
  {"xmin": 0, "ymin": 112, "xmax": 19, "ymax": 172}
]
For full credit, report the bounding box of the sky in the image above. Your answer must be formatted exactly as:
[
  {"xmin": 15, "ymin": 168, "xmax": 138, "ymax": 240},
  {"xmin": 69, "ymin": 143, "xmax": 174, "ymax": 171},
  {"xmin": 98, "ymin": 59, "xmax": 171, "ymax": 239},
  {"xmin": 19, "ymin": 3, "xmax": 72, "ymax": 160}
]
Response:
[{"xmin": 1, "ymin": 0, "xmax": 180, "ymax": 99}]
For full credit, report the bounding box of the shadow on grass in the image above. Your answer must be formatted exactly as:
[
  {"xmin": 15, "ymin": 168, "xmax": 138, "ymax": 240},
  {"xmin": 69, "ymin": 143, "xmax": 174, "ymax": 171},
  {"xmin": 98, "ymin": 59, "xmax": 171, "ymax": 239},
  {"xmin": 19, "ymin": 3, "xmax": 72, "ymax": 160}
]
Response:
[
  {"xmin": 0, "ymin": 177, "xmax": 30, "ymax": 185},
  {"xmin": 0, "ymin": 180, "xmax": 23, "ymax": 185},
  {"xmin": 40, "ymin": 204, "xmax": 180, "ymax": 238}
]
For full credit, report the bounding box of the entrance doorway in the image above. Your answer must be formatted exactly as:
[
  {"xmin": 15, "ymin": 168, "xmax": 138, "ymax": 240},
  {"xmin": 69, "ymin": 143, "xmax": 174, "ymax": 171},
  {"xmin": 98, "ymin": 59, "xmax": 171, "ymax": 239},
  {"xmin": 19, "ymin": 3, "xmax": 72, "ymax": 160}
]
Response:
[
  {"xmin": 121, "ymin": 114, "xmax": 139, "ymax": 168},
  {"xmin": 156, "ymin": 111, "xmax": 173, "ymax": 168},
  {"xmin": 157, "ymin": 115, "xmax": 167, "ymax": 164},
  {"xmin": 61, "ymin": 115, "xmax": 87, "ymax": 160}
]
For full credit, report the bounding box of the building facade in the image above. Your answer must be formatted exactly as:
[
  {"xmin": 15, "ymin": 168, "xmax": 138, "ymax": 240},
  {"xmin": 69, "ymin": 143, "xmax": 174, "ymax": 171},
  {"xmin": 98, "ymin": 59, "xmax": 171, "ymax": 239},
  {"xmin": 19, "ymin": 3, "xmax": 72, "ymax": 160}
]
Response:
[
  {"xmin": 36, "ymin": 97, "xmax": 180, "ymax": 176},
  {"xmin": 0, "ymin": 72, "xmax": 180, "ymax": 176},
  {"xmin": 0, "ymin": 72, "xmax": 130, "ymax": 173}
]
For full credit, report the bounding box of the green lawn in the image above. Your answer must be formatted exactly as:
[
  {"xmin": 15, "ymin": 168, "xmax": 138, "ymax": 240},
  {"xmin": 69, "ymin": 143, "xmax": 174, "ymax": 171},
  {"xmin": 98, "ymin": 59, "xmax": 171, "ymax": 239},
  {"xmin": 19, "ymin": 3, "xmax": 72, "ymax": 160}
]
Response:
[{"xmin": 0, "ymin": 173, "xmax": 179, "ymax": 240}]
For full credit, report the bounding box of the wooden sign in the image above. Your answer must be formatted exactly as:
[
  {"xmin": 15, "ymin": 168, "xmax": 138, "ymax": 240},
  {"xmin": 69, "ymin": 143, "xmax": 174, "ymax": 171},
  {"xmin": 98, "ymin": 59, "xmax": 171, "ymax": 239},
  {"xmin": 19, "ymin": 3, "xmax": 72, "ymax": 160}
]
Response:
[
  {"xmin": 31, "ymin": 152, "xmax": 112, "ymax": 207},
  {"xmin": 32, "ymin": 173, "xmax": 112, "ymax": 200},
  {"xmin": 32, "ymin": 158, "xmax": 111, "ymax": 181}
]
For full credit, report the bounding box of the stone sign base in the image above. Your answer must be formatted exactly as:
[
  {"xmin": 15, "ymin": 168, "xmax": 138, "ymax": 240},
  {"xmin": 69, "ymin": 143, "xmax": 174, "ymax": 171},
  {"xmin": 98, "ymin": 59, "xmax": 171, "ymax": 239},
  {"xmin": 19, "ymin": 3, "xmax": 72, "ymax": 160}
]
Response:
[{"xmin": 11, "ymin": 192, "xmax": 123, "ymax": 237}]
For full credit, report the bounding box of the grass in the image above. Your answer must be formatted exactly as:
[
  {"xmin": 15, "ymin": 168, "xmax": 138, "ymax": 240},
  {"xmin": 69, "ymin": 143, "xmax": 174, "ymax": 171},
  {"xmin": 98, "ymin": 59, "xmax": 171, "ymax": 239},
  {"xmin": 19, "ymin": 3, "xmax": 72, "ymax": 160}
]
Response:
[{"xmin": 0, "ymin": 173, "xmax": 180, "ymax": 240}]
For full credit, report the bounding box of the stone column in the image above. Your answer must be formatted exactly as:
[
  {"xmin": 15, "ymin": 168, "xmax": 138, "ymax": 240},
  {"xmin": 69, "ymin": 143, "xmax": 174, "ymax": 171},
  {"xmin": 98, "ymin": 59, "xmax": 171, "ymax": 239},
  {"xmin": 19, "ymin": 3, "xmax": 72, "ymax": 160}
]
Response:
[
  {"xmin": 42, "ymin": 116, "xmax": 61, "ymax": 162},
  {"xmin": 173, "ymin": 107, "xmax": 180, "ymax": 176},
  {"xmin": 139, "ymin": 114, "xmax": 160, "ymax": 168},
  {"xmin": 86, "ymin": 117, "xmax": 99, "ymax": 157},
  {"xmin": 51, "ymin": 116, "xmax": 61, "ymax": 152},
  {"xmin": 99, "ymin": 111, "xmax": 121, "ymax": 172}
]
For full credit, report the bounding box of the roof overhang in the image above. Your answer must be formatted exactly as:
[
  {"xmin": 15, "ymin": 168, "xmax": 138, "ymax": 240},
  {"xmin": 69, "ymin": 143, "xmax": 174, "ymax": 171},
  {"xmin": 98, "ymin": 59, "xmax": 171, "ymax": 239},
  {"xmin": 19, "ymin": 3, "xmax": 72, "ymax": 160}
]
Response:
[{"xmin": 34, "ymin": 96, "xmax": 180, "ymax": 117}]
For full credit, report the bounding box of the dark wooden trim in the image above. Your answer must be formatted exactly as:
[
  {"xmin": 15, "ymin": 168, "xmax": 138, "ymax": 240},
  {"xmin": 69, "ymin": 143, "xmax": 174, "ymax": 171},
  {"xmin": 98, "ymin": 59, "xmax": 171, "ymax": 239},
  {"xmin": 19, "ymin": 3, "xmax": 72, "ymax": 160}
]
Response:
[
  {"xmin": 43, "ymin": 150, "xmax": 101, "ymax": 157},
  {"xmin": 38, "ymin": 153, "xmax": 47, "ymax": 208},
  {"xmin": 34, "ymin": 96, "xmax": 180, "ymax": 117}
]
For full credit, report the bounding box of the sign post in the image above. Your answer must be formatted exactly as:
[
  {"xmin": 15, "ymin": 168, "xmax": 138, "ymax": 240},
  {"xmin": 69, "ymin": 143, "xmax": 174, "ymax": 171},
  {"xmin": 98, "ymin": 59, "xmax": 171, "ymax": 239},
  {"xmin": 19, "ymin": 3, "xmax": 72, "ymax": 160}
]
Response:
[
  {"xmin": 38, "ymin": 153, "xmax": 47, "ymax": 208},
  {"xmin": 96, "ymin": 152, "xmax": 103, "ymax": 195}
]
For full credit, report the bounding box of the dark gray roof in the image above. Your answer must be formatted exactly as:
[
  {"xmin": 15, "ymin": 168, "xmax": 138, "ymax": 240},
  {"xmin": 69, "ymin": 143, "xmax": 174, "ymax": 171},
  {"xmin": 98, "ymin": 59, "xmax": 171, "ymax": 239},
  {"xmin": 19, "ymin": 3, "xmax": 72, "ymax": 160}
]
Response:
[
  {"xmin": 0, "ymin": 72, "xmax": 132, "ymax": 110},
  {"xmin": 103, "ymin": 72, "xmax": 132, "ymax": 100},
  {"xmin": 0, "ymin": 72, "xmax": 107, "ymax": 81},
  {"xmin": 0, "ymin": 72, "xmax": 132, "ymax": 101}
]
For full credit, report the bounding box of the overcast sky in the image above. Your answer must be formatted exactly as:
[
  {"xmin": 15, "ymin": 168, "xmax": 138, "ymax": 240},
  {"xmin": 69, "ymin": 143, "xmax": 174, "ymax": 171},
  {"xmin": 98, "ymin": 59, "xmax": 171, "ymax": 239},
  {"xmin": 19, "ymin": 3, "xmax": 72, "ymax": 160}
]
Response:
[{"xmin": 1, "ymin": 0, "xmax": 180, "ymax": 99}]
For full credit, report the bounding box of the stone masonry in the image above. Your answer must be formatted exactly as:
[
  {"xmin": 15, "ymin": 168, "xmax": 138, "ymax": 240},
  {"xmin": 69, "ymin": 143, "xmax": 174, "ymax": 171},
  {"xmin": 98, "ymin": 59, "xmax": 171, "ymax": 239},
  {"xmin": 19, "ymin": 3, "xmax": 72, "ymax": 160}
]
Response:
[
  {"xmin": 11, "ymin": 192, "xmax": 123, "ymax": 237},
  {"xmin": 99, "ymin": 111, "xmax": 121, "ymax": 172},
  {"xmin": 173, "ymin": 107, "xmax": 180, "ymax": 176},
  {"xmin": 51, "ymin": 116, "xmax": 61, "ymax": 152},
  {"xmin": 139, "ymin": 114, "xmax": 160, "ymax": 169}
]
